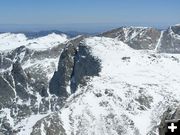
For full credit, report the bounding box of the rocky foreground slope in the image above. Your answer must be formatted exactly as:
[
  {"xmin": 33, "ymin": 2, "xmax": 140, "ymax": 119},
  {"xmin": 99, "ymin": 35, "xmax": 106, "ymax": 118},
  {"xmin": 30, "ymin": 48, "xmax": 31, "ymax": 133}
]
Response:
[{"xmin": 0, "ymin": 25, "xmax": 180, "ymax": 135}]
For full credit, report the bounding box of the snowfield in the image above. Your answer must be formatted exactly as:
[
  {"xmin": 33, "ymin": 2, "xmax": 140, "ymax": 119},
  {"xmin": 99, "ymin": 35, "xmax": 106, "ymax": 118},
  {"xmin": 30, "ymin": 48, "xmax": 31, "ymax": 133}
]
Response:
[
  {"xmin": 56, "ymin": 37, "xmax": 180, "ymax": 135},
  {"xmin": 0, "ymin": 33, "xmax": 68, "ymax": 51}
]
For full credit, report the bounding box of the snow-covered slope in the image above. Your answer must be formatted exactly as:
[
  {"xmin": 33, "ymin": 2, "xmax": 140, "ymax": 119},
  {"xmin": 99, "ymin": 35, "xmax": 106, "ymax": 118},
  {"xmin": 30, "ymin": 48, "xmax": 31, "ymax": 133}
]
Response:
[
  {"xmin": 0, "ymin": 33, "xmax": 68, "ymax": 51},
  {"xmin": 0, "ymin": 25, "xmax": 180, "ymax": 135},
  {"xmin": 0, "ymin": 33, "xmax": 27, "ymax": 51},
  {"xmin": 31, "ymin": 37, "xmax": 180, "ymax": 135}
]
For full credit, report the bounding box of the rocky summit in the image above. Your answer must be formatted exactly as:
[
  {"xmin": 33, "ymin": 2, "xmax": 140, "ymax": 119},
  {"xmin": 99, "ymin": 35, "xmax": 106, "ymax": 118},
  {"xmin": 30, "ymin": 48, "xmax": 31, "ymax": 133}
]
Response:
[{"xmin": 0, "ymin": 25, "xmax": 180, "ymax": 135}]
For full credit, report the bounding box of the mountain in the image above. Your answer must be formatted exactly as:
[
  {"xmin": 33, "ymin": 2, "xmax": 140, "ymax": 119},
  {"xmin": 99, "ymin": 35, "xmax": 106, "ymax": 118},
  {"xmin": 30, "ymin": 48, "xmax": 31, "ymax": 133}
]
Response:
[
  {"xmin": 101, "ymin": 25, "xmax": 180, "ymax": 53},
  {"xmin": 0, "ymin": 33, "xmax": 68, "ymax": 51},
  {"xmin": 21, "ymin": 30, "xmax": 67, "ymax": 39},
  {"xmin": 0, "ymin": 25, "xmax": 180, "ymax": 135},
  {"xmin": 158, "ymin": 25, "xmax": 180, "ymax": 53},
  {"xmin": 100, "ymin": 26, "xmax": 161, "ymax": 50},
  {"xmin": 0, "ymin": 30, "xmax": 93, "ymax": 39}
]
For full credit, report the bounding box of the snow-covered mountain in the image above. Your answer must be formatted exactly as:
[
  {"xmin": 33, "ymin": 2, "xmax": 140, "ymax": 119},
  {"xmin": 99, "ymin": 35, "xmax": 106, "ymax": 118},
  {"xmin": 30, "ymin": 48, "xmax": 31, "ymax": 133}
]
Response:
[
  {"xmin": 101, "ymin": 27, "xmax": 161, "ymax": 50},
  {"xmin": 0, "ymin": 25, "xmax": 180, "ymax": 135},
  {"xmin": 101, "ymin": 25, "xmax": 180, "ymax": 53},
  {"xmin": 0, "ymin": 33, "xmax": 68, "ymax": 51}
]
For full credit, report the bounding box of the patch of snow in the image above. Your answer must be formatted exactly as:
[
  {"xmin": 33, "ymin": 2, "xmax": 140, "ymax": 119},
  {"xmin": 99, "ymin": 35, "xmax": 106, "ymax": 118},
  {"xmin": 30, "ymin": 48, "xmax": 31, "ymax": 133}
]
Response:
[
  {"xmin": 175, "ymin": 24, "xmax": 180, "ymax": 26},
  {"xmin": 60, "ymin": 108, "xmax": 72, "ymax": 135},
  {"xmin": 0, "ymin": 33, "xmax": 27, "ymax": 51},
  {"xmin": 0, "ymin": 33, "xmax": 68, "ymax": 51},
  {"xmin": 155, "ymin": 31, "xmax": 164, "ymax": 52},
  {"xmin": 26, "ymin": 33, "xmax": 68, "ymax": 50},
  {"xmin": 15, "ymin": 113, "xmax": 50, "ymax": 135},
  {"xmin": 22, "ymin": 57, "xmax": 59, "ymax": 80},
  {"xmin": 1, "ymin": 108, "xmax": 14, "ymax": 127},
  {"xmin": 40, "ymin": 122, "xmax": 46, "ymax": 135}
]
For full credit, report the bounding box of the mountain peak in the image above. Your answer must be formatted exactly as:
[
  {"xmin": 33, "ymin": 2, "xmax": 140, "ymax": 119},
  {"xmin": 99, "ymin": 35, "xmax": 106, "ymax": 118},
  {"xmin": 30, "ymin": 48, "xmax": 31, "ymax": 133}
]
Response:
[
  {"xmin": 175, "ymin": 23, "xmax": 180, "ymax": 26},
  {"xmin": 0, "ymin": 32, "xmax": 68, "ymax": 51}
]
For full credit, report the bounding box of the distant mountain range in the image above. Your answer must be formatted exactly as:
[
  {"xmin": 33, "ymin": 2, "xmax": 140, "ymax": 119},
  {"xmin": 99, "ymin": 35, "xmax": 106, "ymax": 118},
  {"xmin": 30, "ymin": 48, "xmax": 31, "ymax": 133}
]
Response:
[{"xmin": 0, "ymin": 30, "xmax": 97, "ymax": 39}]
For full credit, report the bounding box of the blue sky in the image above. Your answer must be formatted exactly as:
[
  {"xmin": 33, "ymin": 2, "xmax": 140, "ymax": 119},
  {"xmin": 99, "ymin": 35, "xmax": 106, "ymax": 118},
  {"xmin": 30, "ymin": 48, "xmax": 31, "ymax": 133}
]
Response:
[{"xmin": 0, "ymin": 0, "xmax": 180, "ymax": 32}]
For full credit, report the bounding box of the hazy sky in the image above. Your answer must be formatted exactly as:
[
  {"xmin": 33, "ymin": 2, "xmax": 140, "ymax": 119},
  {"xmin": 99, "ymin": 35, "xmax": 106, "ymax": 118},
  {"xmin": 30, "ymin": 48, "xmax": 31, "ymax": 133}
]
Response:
[{"xmin": 0, "ymin": 0, "xmax": 180, "ymax": 32}]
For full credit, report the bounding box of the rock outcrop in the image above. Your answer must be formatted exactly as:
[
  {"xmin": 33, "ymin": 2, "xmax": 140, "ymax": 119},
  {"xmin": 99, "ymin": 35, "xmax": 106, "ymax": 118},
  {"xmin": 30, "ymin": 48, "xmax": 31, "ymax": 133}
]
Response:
[{"xmin": 49, "ymin": 36, "xmax": 101, "ymax": 96}]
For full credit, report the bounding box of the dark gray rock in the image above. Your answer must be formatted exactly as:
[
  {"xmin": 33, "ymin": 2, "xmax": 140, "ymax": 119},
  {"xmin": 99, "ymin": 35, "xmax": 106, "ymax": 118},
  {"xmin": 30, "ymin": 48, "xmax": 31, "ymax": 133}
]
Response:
[
  {"xmin": 171, "ymin": 25, "xmax": 180, "ymax": 35},
  {"xmin": 1, "ymin": 121, "xmax": 13, "ymax": 135},
  {"xmin": 101, "ymin": 27, "xmax": 161, "ymax": 50},
  {"xmin": 0, "ymin": 75, "xmax": 15, "ymax": 108},
  {"xmin": 12, "ymin": 61, "xmax": 28, "ymax": 87},
  {"xmin": 5, "ymin": 46, "xmax": 32, "ymax": 64},
  {"xmin": 2, "ymin": 72, "xmax": 15, "ymax": 89},
  {"xmin": 70, "ymin": 43, "xmax": 101, "ymax": 93},
  {"xmin": 159, "ymin": 25, "xmax": 180, "ymax": 53},
  {"xmin": 0, "ymin": 54, "xmax": 12, "ymax": 70},
  {"xmin": 49, "ymin": 36, "xmax": 85, "ymax": 97},
  {"xmin": 49, "ymin": 43, "xmax": 76, "ymax": 97},
  {"xmin": 49, "ymin": 36, "xmax": 101, "ymax": 97},
  {"xmin": 11, "ymin": 61, "xmax": 29, "ymax": 100}
]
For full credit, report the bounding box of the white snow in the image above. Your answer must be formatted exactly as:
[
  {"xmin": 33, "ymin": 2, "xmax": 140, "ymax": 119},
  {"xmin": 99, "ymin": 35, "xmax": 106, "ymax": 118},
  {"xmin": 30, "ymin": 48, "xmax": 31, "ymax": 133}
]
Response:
[
  {"xmin": 26, "ymin": 33, "xmax": 68, "ymax": 50},
  {"xmin": 40, "ymin": 122, "xmax": 46, "ymax": 135},
  {"xmin": 15, "ymin": 113, "xmax": 50, "ymax": 135},
  {"xmin": 175, "ymin": 24, "xmax": 180, "ymax": 26},
  {"xmin": 155, "ymin": 31, "xmax": 163, "ymax": 52},
  {"xmin": 22, "ymin": 57, "xmax": 59, "ymax": 80},
  {"xmin": 58, "ymin": 37, "xmax": 180, "ymax": 135},
  {"xmin": 0, "ymin": 33, "xmax": 68, "ymax": 51},
  {"xmin": 0, "ymin": 108, "xmax": 14, "ymax": 127},
  {"xmin": 0, "ymin": 33, "xmax": 27, "ymax": 51}
]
